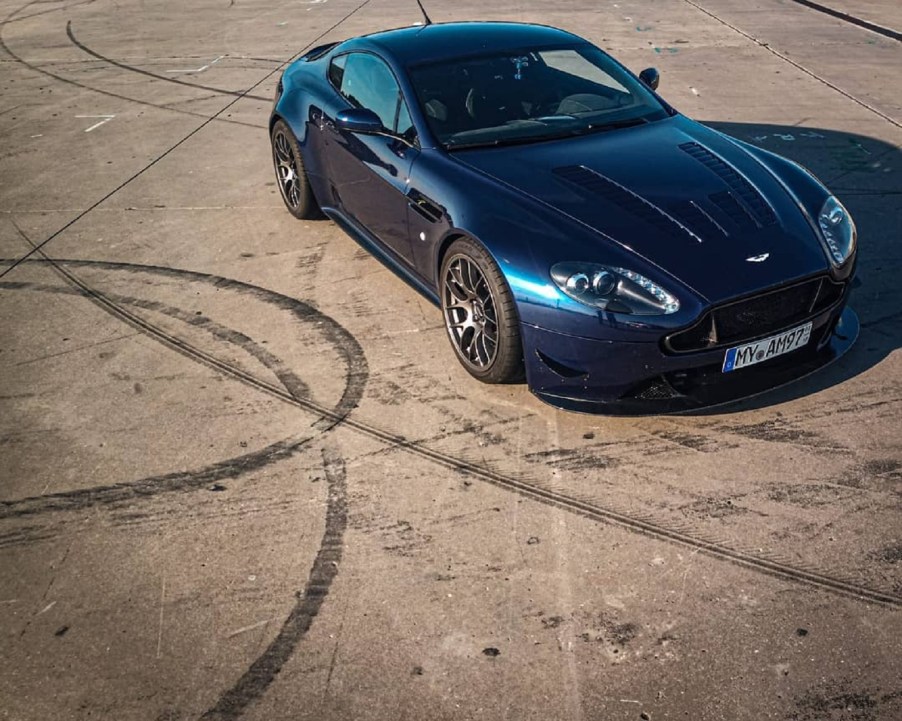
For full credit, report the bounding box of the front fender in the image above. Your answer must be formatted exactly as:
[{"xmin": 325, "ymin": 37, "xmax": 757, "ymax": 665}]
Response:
[{"xmin": 409, "ymin": 150, "xmax": 704, "ymax": 340}]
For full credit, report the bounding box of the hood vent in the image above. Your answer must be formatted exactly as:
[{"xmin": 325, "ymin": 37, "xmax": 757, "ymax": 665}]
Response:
[
  {"xmin": 679, "ymin": 142, "xmax": 777, "ymax": 228},
  {"xmin": 709, "ymin": 190, "xmax": 757, "ymax": 231},
  {"xmin": 553, "ymin": 165, "xmax": 701, "ymax": 244},
  {"xmin": 669, "ymin": 199, "xmax": 728, "ymax": 239}
]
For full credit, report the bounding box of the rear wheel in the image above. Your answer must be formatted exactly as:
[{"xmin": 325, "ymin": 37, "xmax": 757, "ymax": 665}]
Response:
[
  {"xmin": 271, "ymin": 119, "xmax": 319, "ymax": 219},
  {"xmin": 440, "ymin": 238, "xmax": 524, "ymax": 384}
]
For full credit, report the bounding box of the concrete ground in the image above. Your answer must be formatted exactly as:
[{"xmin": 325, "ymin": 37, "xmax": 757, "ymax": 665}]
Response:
[{"xmin": 1, "ymin": 0, "xmax": 900, "ymax": 719}]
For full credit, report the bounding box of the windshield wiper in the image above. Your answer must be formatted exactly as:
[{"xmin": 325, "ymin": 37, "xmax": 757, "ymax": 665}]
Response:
[
  {"xmin": 446, "ymin": 129, "xmax": 591, "ymax": 151},
  {"xmin": 582, "ymin": 117, "xmax": 649, "ymax": 133},
  {"xmin": 445, "ymin": 117, "xmax": 650, "ymax": 151}
]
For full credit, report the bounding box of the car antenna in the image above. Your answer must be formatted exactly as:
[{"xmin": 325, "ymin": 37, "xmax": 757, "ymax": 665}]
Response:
[{"xmin": 415, "ymin": 0, "xmax": 432, "ymax": 26}]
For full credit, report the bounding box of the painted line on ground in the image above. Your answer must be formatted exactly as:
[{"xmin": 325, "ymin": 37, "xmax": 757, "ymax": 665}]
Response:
[{"xmin": 74, "ymin": 113, "xmax": 114, "ymax": 132}]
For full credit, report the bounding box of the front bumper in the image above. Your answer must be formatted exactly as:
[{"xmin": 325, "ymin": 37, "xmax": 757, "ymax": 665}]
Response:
[{"xmin": 521, "ymin": 300, "xmax": 858, "ymax": 415}]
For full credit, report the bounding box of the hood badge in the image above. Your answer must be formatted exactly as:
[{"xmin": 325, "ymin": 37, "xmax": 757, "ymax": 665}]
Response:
[{"xmin": 746, "ymin": 253, "xmax": 770, "ymax": 263}]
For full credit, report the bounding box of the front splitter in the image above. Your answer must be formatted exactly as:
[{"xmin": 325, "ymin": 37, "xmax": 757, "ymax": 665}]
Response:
[{"xmin": 531, "ymin": 306, "xmax": 860, "ymax": 416}]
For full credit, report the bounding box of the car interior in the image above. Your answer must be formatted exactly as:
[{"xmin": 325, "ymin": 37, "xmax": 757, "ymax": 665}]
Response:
[{"xmin": 410, "ymin": 49, "xmax": 641, "ymax": 146}]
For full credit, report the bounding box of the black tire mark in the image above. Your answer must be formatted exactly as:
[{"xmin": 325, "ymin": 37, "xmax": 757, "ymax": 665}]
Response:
[
  {"xmin": 0, "ymin": 259, "xmax": 368, "ymax": 523},
  {"xmin": 1, "ymin": 283, "xmax": 355, "ymax": 716},
  {"xmin": 6, "ymin": 6, "xmax": 360, "ymax": 711},
  {"xmin": 16, "ymin": 257, "xmax": 369, "ymax": 422},
  {"xmin": 0, "ymin": 26, "xmax": 264, "ymax": 130},
  {"xmin": 3, "ymin": 265, "xmax": 363, "ymax": 712},
  {"xmin": 0, "ymin": 525, "xmax": 57, "ymax": 547},
  {"xmin": 0, "ymin": 437, "xmax": 312, "ymax": 523},
  {"xmin": 785, "ymin": 0, "xmax": 901, "ymax": 42},
  {"xmin": 0, "ymin": 280, "xmax": 320, "ymax": 532},
  {"xmin": 66, "ymin": 21, "xmax": 271, "ymax": 103},
  {"xmin": 5, "ymin": 256, "xmax": 897, "ymax": 607},
  {"xmin": 0, "ymin": 0, "xmax": 374, "ymax": 278},
  {"xmin": 825, "ymin": 144, "xmax": 901, "ymax": 186},
  {"xmin": 201, "ymin": 445, "xmax": 348, "ymax": 721},
  {"xmin": 334, "ymin": 427, "xmax": 902, "ymax": 608},
  {"xmin": 0, "ymin": 0, "xmax": 94, "ymax": 27},
  {"xmin": 0, "ymin": 279, "xmax": 313, "ymax": 402}
]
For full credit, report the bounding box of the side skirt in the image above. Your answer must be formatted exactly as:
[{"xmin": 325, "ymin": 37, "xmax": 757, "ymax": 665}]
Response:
[{"xmin": 320, "ymin": 206, "xmax": 440, "ymax": 307}]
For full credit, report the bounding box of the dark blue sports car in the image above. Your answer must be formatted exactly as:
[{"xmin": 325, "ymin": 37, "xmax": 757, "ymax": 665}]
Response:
[{"xmin": 269, "ymin": 21, "xmax": 858, "ymax": 413}]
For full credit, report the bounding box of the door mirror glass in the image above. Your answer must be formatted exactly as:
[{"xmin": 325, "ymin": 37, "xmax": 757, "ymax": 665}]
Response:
[{"xmin": 639, "ymin": 67, "xmax": 660, "ymax": 91}]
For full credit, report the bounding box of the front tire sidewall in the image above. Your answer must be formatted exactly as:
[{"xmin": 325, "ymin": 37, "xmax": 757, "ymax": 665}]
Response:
[
  {"xmin": 440, "ymin": 239, "xmax": 524, "ymax": 384},
  {"xmin": 270, "ymin": 120, "xmax": 319, "ymax": 220}
]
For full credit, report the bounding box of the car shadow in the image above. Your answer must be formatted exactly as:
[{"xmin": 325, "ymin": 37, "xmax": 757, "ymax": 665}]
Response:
[{"xmin": 688, "ymin": 121, "xmax": 901, "ymax": 414}]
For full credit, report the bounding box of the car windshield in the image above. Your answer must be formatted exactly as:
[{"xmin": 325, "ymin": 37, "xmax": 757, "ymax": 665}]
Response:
[{"xmin": 408, "ymin": 44, "xmax": 670, "ymax": 150}]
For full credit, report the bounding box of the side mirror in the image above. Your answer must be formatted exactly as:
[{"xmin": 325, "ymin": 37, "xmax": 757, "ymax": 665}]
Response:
[
  {"xmin": 335, "ymin": 107, "xmax": 384, "ymax": 134},
  {"xmin": 639, "ymin": 67, "xmax": 660, "ymax": 91}
]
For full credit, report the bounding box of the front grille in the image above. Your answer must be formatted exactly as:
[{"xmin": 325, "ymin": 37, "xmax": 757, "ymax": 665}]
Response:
[
  {"xmin": 665, "ymin": 276, "xmax": 846, "ymax": 353},
  {"xmin": 716, "ymin": 281, "xmax": 816, "ymax": 339}
]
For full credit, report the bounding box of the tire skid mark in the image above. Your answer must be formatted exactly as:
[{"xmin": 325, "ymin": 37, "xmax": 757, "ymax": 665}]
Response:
[
  {"xmin": 0, "ymin": 0, "xmax": 95, "ymax": 28},
  {"xmin": 0, "ymin": 280, "xmax": 313, "ymax": 402},
  {"xmin": 0, "ymin": 26, "xmax": 265, "ymax": 130},
  {"xmin": 0, "ymin": 0, "xmax": 374, "ymax": 278},
  {"xmin": 65, "ymin": 21, "xmax": 271, "ymax": 103},
  {"xmin": 0, "ymin": 437, "xmax": 312, "ymax": 523},
  {"xmin": 0, "ymin": 525, "xmax": 57, "ymax": 548},
  {"xmin": 0, "ymin": 258, "xmax": 367, "ymax": 534},
  {"xmin": 0, "ymin": 258, "xmax": 368, "ymax": 423},
  {"xmin": 200, "ymin": 445, "xmax": 348, "ymax": 721},
  {"xmin": 4, "ymin": 256, "xmax": 896, "ymax": 606},
  {"xmin": 106, "ymin": 494, "xmax": 303, "ymax": 533}
]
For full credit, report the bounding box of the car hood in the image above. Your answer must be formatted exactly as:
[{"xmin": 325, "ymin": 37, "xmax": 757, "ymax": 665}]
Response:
[{"xmin": 454, "ymin": 115, "xmax": 829, "ymax": 303}]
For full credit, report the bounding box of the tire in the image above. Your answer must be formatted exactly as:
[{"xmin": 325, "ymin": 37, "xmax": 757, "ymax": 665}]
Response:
[
  {"xmin": 271, "ymin": 119, "xmax": 320, "ymax": 219},
  {"xmin": 440, "ymin": 237, "xmax": 524, "ymax": 384}
]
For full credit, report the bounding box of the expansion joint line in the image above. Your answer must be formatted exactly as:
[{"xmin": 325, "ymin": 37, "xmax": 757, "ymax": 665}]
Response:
[
  {"xmin": 682, "ymin": 0, "xmax": 902, "ymax": 130},
  {"xmin": 0, "ymin": 0, "xmax": 373, "ymax": 280},
  {"xmin": 785, "ymin": 0, "xmax": 901, "ymax": 42}
]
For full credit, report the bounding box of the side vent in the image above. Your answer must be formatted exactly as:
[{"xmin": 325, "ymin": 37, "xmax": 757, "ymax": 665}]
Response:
[
  {"xmin": 679, "ymin": 142, "xmax": 777, "ymax": 227},
  {"xmin": 553, "ymin": 165, "xmax": 701, "ymax": 243},
  {"xmin": 407, "ymin": 189, "xmax": 444, "ymax": 223},
  {"xmin": 536, "ymin": 349, "xmax": 588, "ymax": 379}
]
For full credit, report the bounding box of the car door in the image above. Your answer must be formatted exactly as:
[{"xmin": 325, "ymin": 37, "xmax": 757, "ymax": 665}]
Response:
[{"xmin": 325, "ymin": 52, "xmax": 419, "ymax": 265}]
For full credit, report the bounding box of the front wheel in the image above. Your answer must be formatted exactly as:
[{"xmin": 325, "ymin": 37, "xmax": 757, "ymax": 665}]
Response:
[
  {"xmin": 271, "ymin": 119, "xmax": 320, "ymax": 219},
  {"xmin": 440, "ymin": 238, "xmax": 524, "ymax": 384}
]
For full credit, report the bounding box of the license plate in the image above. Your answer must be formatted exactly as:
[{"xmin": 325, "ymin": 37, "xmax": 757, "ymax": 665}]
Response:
[{"xmin": 722, "ymin": 321, "xmax": 812, "ymax": 373}]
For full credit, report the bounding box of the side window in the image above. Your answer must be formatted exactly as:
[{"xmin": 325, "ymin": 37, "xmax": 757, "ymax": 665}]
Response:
[
  {"xmin": 328, "ymin": 54, "xmax": 346, "ymax": 89},
  {"xmin": 396, "ymin": 99, "xmax": 414, "ymax": 137},
  {"xmin": 335, "ymin": 52, "xmax": 413, "ymax": 135}
]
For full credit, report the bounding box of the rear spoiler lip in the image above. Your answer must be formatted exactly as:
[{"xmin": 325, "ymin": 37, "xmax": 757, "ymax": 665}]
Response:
[{"xmin": 300, "ymin": 41, "xmax": 342, "ymax": 62}]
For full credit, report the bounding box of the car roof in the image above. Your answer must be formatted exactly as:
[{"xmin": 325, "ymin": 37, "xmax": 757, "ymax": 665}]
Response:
[{"xmin": 341, "ymin": 21, "xmax": 584, "ymax": 66}]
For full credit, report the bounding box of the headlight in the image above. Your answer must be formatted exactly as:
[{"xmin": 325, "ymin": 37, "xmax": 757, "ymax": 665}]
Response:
[
  {"xmin": 550, "ymin": 262, "xmax": 680, "ymax": 315},
  {"xmin": 818, "ymin": 196, "xmax": 856, "ymax": 266}
]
